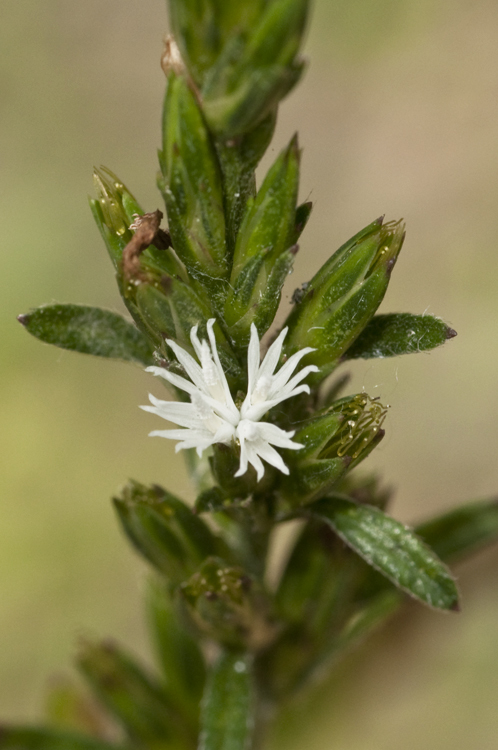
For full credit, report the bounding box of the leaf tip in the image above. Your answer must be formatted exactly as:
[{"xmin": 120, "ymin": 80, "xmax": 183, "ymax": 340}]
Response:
[
  {"xmin": 445, "ymin": 327, "xmax": 458, "ymax": 340},
  {"xmin": 17, "ymin": 313, "xmax": 29, "ymax": 326},
  {"xmin": 449, "ymin": 598, "xmax": 461, "ymax": 613}
]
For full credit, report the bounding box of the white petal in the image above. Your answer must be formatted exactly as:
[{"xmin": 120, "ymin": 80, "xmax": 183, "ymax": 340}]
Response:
[
  {"xmin": 256, "ymin": 421, "xmax": 302, "ymax": 450},
  {"xmin": 145, "ymin": 366, "xmax": 200, "ymax": 398},
  {"xmin": 206, "ymin": 319, "xmax": 238, "ymax": 413},
  {"xmin": 273, "ymin": 364, "xmax": 319, "ymax": 400},
  {"xmin": 246, "ymin": 324, "xmax": 261, "ymax": 395},
  {"xmin": 237, "ymin": 440, "xmax": 265, "ymax": 482},
  {"xmin": 256, "ymin": 327, "xmax": 288, "ymax": 382},
  {"xmin": 165, "ymin": 339, "xmax": 209, "ymax": 394},
  {"xmin": 234, "ymin": 440, "xmax": 249, "ymax": 478},
  {"xmin": 189, "ymin": 324, "xmax": 203, "ymax": 360},
  {"xmin": 249, "ymin": 439, "xmax": 290, "ymax": 475},
  {"xmin": 140, "ymin": 399, "xmax": 203, "ymax": 429}
]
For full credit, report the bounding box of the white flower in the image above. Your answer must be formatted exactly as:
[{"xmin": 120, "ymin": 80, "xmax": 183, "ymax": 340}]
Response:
[{"xmin": 141, "ymin": 319, "xmax": 318, "ymax": 481}]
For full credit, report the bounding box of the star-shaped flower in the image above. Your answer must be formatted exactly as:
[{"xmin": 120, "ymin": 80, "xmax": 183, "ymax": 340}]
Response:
[{"xmin": 141, "ymin": 319, "xmax": 318, "ymax": 481}]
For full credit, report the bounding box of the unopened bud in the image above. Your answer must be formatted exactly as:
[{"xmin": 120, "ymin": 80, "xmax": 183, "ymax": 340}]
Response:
[
  {"xmin": 113, "ymin": 481, "xmax": 222, "ymax": 583},
  {"xmin": 181, "ymin": 557, "xmax": 277, "ymax": 650},
  {"xmin": 282, "ymin": 394, "xmax": 388, "ymax": 504},
  {"xmin": 283, "ymin": 217, "xmax": 405, "ymax": 380}
]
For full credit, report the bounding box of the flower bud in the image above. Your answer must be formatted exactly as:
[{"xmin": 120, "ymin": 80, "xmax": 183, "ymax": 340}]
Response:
[
  {"xmin": 224, "ymin": 136, "xmax": 300, "ymax": 344},
  {"xmin": 89, "ymin": 167, "xmax": 142, "ymax": 268},
  {"xmin": 201, "ymin": 0, "xmax": 309, "ymax": 137},
  {"xmin": 282, "ymin": 394, "xmax": 388, "ymax": 503},
  {"xmin": 180, "ymin": 557, "xmax": 277, "ymax": 650},
  {"xmin": 168, "ymin": 1, "xmax": 267, "ymax": 88},
  {"xmin": 159, "ymin": 73, "xmax": 228, "ymax": 301},
  {"xmin": 113, "ymin": 481, "xmax": 224, "ymax": 583},
  {"xmin": 284, "ymin": 217, "xmax": 405, "ymax": 381}
]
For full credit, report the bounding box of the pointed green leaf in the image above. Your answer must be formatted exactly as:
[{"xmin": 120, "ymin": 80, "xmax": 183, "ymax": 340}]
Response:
[
  {"xmin": 416, "ymin": 498, "xmax": 498, "ymax": 564},
  {"xmin": 307, "ymin": 495, "xmax": 459, "ymax": 610},
  {"xmin": 0, "ymin": 726, "xmax": 130, "ymax": 750},
  {"xmin": 18, "ymin": 305, "xmax": 154, "ymax": 366},
  {"xmin": 343, "ymin": 313, "xmax": 457, "ymax": 360},
  {"xmin": 199, "ymin": 651, "xmax": 254, "ymax": 750}
]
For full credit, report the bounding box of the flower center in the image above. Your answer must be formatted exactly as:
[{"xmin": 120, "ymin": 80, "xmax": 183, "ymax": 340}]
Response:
[
  {"xmin": 237, "ymin": 419, "xmax": 259, "ymax": 442},
  {"xmin": 252, "ymin": 374, "xmax": 272, "ymax": 403}
]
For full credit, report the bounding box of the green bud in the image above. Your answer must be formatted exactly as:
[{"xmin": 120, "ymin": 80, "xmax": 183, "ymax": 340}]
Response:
[
  {"xmin": 168, "ymin": 1, "xmax": 266, "ymax": 88},
  {"xmin": 230, "ymin": 135, "xmax": 300, "ymax": 281},
  {"xmin": 89, "ymin": 167, "xmax": 141, "ymax": 269},
  {"xmin": 113, "ymin": 480, "xmax": 223, "ymax": 583},
  {"xmin": 226, "ymin": 247, "xmax": 297, "ymax": 347},
  {"xmin": 215, "ymin": 109, "xmax": 277, "ymax": 258},
  {"xmin": 265, "ymin": 520, "xmax": 361, "ymax": 695},
  {"xmin": 202, "ymin": 0, "xmax": 309, "ymax": 137},
  {"xmin": 318, "ymin": 394, "xmax": 388, "ymax": 466},
  {"xmin": 159, "ymin": 73, "xmax": 228, "ymax": 299},
  {"xmin": 284, "ymin": 217, "xmax": 405, "ymax": 380},
  {"xmin": 91, "ymin": 167, "xmax": 183, "ymax": 305},
  {"xmin": 180, "ymin": 557, "xmax": 277, "ymax": 650},
  {"xmin": 77, "ymin": 638, "xmax": 192, "ymax": 748},
  {"xmin": 224, "ymin": 137, "xmax": 300, "ymax": 343},
  {"xmin": 281, "ymin": 394, "xmax": 388, "ymax": 503}
]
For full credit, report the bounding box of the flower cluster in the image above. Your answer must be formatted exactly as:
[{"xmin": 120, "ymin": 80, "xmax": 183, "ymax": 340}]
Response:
[{"xmin": 141, "ymin": 319, "xmax": 318, "ymax": 481}]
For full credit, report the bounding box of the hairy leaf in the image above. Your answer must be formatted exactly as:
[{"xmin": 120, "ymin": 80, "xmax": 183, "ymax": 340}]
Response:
[
  {"xmin": 307, "ymin": 496, "xmax": 459, "ymax": 610},
  {"xmin": 343, "ymin": 313, "xmax": 456, "ymax": 360},
  {"xmin": 18, "ymin": 305, "xmax": 154, "ymax": 366}
]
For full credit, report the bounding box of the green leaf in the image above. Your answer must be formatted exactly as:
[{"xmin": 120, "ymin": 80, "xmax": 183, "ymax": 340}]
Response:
[
  {"xmin": 307, "ymin": 495, "xmax": 459, "ymax": 610},
  {"xmin": 0, "ymin": 726, "xmax": 129, "ymax": 750},
  {"xmin": 146, "ymin": 578, "xmax": 206, "ymax": 719},
  {"xmin": 343, "ymin": 313, "xmax": 457, "ymax": 360},
  {"xmin": 77, "ymin": 639, "xmax": 193, "ymax": 748},
  {"xmin": 18, "ymin": 305, "xmax": 154, "ymax": 366},
  {"xmin": 416, "ymin": 498, "xmax": 498, "ymax": 564},
  {"xmin": 199, "ymin": 651, "xmax": 254, "ymax": 750}
]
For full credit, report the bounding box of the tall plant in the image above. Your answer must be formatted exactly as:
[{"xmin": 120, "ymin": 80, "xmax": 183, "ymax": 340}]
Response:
[{"xmin": 9, "ymin": 1, "xmax": 498, "ymax": 748}]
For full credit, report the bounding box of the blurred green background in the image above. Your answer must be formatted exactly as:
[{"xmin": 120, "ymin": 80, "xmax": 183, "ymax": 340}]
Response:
[{"xmin": 2, "ymin": 0, "xmax": 498, "ymax": 747}]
